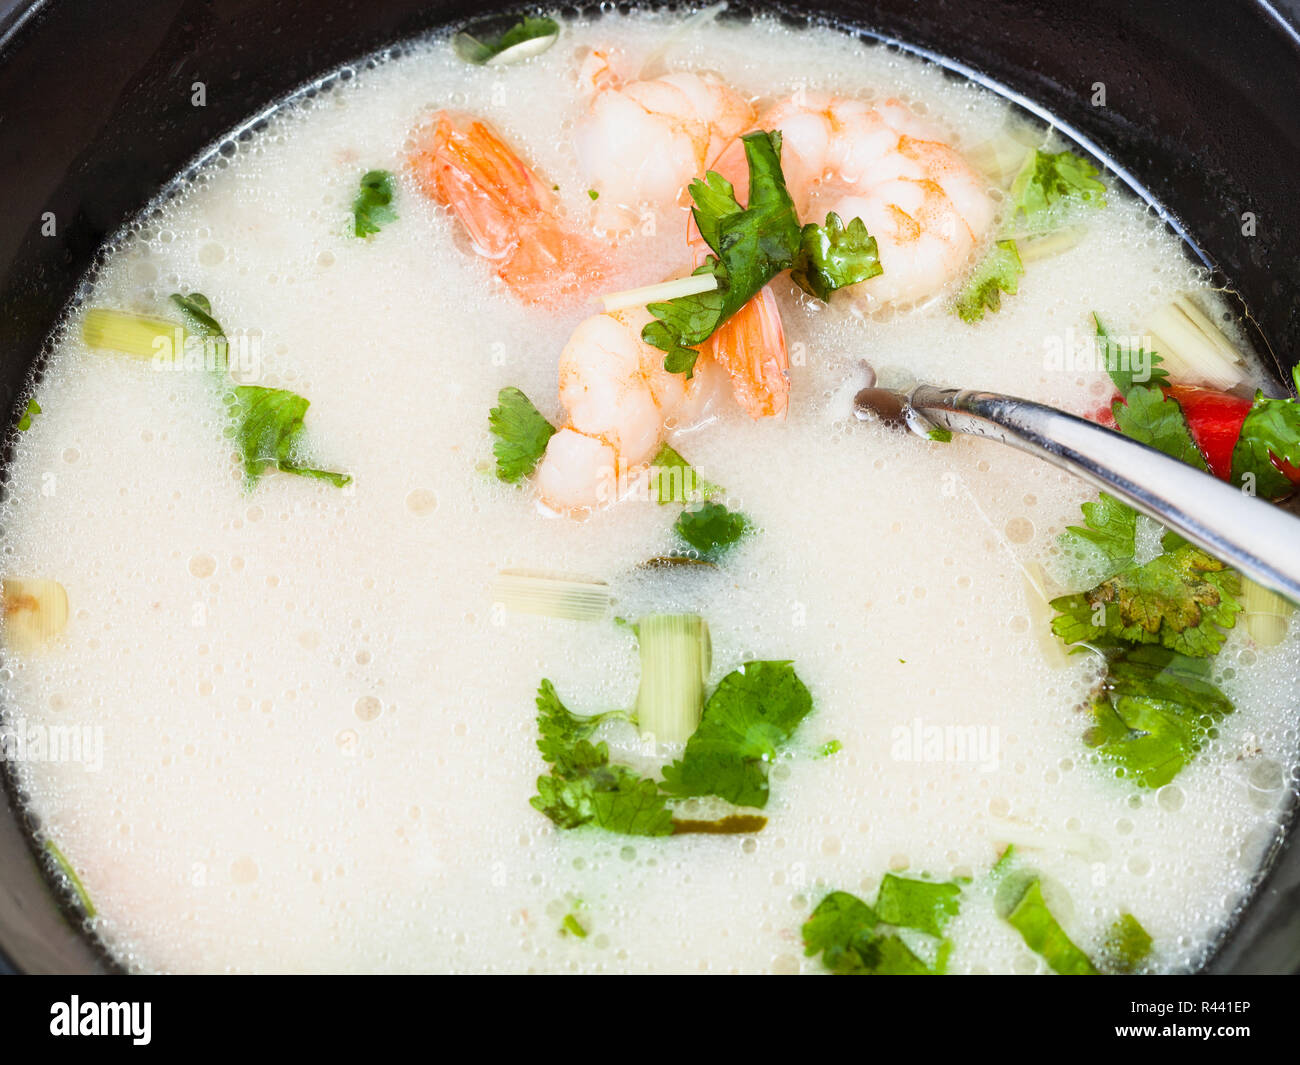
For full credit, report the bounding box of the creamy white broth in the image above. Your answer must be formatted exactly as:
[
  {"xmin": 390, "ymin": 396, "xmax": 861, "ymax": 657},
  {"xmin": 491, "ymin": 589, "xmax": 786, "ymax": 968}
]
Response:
[{"xmin": 2, "ymin": 10, "xmax": 1296, "ymax": 973}]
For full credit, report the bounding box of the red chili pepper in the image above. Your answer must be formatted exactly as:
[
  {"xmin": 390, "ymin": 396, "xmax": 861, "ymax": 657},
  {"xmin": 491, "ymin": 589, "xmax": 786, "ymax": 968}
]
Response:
[{"xmin": 1163, "ymin": 385, "xmax": 1251, "ymax": 481}]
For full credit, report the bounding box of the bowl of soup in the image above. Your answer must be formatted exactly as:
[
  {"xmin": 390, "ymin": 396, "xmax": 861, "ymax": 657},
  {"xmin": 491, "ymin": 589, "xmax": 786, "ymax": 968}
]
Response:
[{"xmin": 0, "ymin": 0, "xmax": 1298, "ymax": 974}]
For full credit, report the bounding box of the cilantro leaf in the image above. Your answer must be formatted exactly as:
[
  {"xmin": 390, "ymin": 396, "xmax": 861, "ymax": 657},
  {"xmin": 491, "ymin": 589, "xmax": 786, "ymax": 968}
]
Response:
[
  {"xmin": 1008, "ymin": 149, "xmax": 1107, "ymax": 235},
  {"xmin": 660, "ymin": 660, "xmax": 813, "ymax": 808},
  {"xmin": 1050, "ymin": 531, "xmax": 1240, "ymax": 657},
  {"xmin": 16, "ymin": 398, "xmax": 39, "ymax": 431},
  {"xmin": 1004, "ymin": 878, "xmax": 1098, "ymax": 975},
  {"xmin": 352, "ymin": 170, "xmax": 397, "ymax": 238},
  {"xmin": 1083, "ymin": 643, "xmax": 1233, "ymax": 788},
  {"xmin": 874, "ymin": 873, "xmax": 962, "ymax": 938},
  {"xmin": 535, "ymin": 678, "xmax": 627, "ymax": 775},
  {"xmin": 170, "ymin": 292, "xmax": 225, "ymax": 338},
  {"xmin": 803, "ymin": 879, "xmax": 960, "ymax": 975},
  {"xmin": 791, "ymin": 212, "xmax": 882, "ymax": 302},
  {"xmin": 1058, "ymin": 492, "xmax": 1139, "ymax": 580},
  {"xmin": 489, "ymin": 386, "xmax": 555, "ymax": 483},
  {"xmin": 643, "ymin": 131, "xmax": 801, "ymax": 378},
  {"xmin": 1229, "ymin": 389, "xmax": 1300, "ymax": 500},
  {"xmin": 649, "ymin": 443, "xmax": 716, "ymax": 504},
  {"xmin": 1094, "ymin": 314, "xmax": 1168, "ymax": 394},
  {"xmin": 167, "ymin": 293, "xmax": 348, "ymax": 489},
  {"xmin": 1112, "ymin": 384, "xmax": 1208, "ymax": 471},
  {"xmin": 453, "ymin": 16, "xmax": 559, "ymax": 65},
  {"xmin": 674, "ymin": 501, "xmax": 749, "ymax": 558},
  {"xmin": 1101, "ymin": 913, "xmax": 1153, "ymax": 974},
  {"xmin": 954, "ymin": 239, "xmax": 1024, "ymax": 323},
  {"xmin": 228, "ymin": 386, "xmax": 351, "ymax": 489},
  {"xmin": 530, "ymin": 679, "xmax": 673, "ymax": 837}
]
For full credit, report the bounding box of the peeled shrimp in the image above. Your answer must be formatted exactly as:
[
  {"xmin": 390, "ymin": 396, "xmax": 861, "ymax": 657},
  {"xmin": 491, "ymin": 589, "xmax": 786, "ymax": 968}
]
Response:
[
  {"xmin": 574, "ymin": 50, "xmax": 755, "ymax": 234},
  {"xmin": 535, "ymin": 307, "xmax": 723, "ymax": 513},
  {"xmin": 408, "ymin": 110, "xmax": 603, "ymax": 305},
  {"xmin": 714, "ymin": 94, "xmax": 996, "ymax": 307}
]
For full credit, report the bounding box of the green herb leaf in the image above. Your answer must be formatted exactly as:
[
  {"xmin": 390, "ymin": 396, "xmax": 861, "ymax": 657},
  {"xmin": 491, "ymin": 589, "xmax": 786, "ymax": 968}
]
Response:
[
  {"xmin": 954, "ymin": 239, "xmax": 1024, "ymax": 323},
  {"xmin": 1083, "ymin": 643, "xmax": 1233, "ymax": 788},
  {"xmin": 1008, "ymin": 149, "xmax": 1107, "ymax": 235},
  {"xmin": 791, "ymin": 212, "xmax": 882, "ymax": 302},
  {"xmin": 1050, "ymin": 532, "xmax": 1240, "ymax": 657},
  {"xmin": 1229, "ymin": 388, "xmax": 1300, "ymax": 500},
  {"xmin": 1005, "ymin": 879, "xmax": 1098, "ymax": 975},
  {"xmin": 874, "ymin": 873, "xmax": 962, "ymax": 938},
  {"xmin": 674, "ymin": 501, "xmax": 749, "ymax": 558},
  {"xmin": 530, "ymin": 680, "xmax": 673, "ymax": 837},
  {"xmin": 1058, "ymin": 492, "xmax": 1139, "ymax": 580},
  {"xmin": 803, "ymin": 882, "xmax": 958, "ymax": 975},
  {"xmin": 16, "ymin": 398, "xmax": 40, "ymax": 431},
  {"xmin": 643, "ymin": 131, "xmax": 801, "ymax": 378},
  {"xmin": 453, "ymin": 16, "xmax": 559, "ymax": 65},
  {"xmin": 1112, "ymin": 384, "xmax": 1208, "ymax": 471},
  {"xmin": 1101, "ymin": 913, "xmax": 1153, "ymax": 973},
  {"xmin": 352, "ymin": 170, "xmax": 397, "ymax": 237},
  {"xmin": 228, "ymin": 385, "xmax": 351, "ymax": 489},
  {"xmin": 649, "ymin": 443, "xmax": 716, "ymax": 504},
  {"xmin": 1094, "ymin": 314, "xmax": 1168, "ymax": 395},
  {"xmin": 170, "ymin": 292, "xmax": 225, "ymax": 337},
  {"xmin": 660, "ymin": 660, "xmax": 813, "ymax": 808},
  {"xmin": 489, "ymin": 386, "xmax": 556, "ymax": 483}
]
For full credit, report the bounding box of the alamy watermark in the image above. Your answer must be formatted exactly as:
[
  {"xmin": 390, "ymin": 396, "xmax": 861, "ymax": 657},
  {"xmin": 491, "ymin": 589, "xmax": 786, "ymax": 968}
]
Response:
[
  {"xmin": 890, "ymin": 717, "xmax": 999, "ymax": 773},
  {"xmin": 0, "ymin": 717, "xmax": 103, "ymax": 772},
  {"xmin": 1044, "ymin": 325, "xmax": 1154, "ymax": 382}
]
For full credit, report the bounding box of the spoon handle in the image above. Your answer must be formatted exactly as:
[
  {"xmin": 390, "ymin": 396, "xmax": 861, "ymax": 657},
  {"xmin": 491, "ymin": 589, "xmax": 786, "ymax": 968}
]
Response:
[{"xmin": 904, "ymin": 384, "xmax": 1300, "ymax": 605}]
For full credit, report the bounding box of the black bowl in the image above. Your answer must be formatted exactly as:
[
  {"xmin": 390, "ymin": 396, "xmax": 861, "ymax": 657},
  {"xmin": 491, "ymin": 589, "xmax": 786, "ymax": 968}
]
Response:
[{"xmin": 1, "ymin": 0, "xmax": 1298, "ymax": 973}]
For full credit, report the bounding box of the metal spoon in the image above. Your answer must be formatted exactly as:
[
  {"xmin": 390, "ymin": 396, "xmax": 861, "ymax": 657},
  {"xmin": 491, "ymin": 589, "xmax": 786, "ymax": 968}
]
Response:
[{"xmin": 854, "ymin": 383, "xmax": 1300, "ymax": 605}]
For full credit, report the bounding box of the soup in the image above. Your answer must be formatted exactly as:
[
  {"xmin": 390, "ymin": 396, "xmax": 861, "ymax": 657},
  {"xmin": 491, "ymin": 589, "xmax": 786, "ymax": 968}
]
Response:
[{"xmin": 2, "ymin": 8, "xmax": 1296, "ymax": 974}]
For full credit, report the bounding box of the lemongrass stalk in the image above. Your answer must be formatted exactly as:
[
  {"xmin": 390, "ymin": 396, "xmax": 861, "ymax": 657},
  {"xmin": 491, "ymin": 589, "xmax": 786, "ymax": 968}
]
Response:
[
  {"xmin": 1143, "ymin": 295, "xmax": 1249, "ymax": 390},
  {"xmin": 1241, "ymin": 577, "xmax": 1293, "ymax": 647},
  {"xmin": 635, "ymin": 613, "xmax": 710, "ymax": 744},
  {"xmin": 1022, "ymin": 563, "xmax": 1070, "ymax": 669},
  {"xmin": 600, "ymin": 273, "xmax": 719, "ymax": 313},
  {"xmin": 45, "ymin": 839, "xmax": 97, "ymax": 918},
  {"xmin": 2, "ymin": 577, "xmax": 69, "ymax": 652},
  {"xmin": 1017, "ymin": 226, "xmax": 1087, "ymax": 263},
  {"xmin": 485, "ymin": 32, "xmax": 559, "ymax": 66},
  {"xmin": 967, "ymin": 134, "xmax": 1034, "ymax": 185},
  {"xmin": 492, "ymin": 570, "xmax": 611, "ymax": 621},
  {"xmin": 82, "ymin": 308, "xmax": 183, "ymax": 361}
]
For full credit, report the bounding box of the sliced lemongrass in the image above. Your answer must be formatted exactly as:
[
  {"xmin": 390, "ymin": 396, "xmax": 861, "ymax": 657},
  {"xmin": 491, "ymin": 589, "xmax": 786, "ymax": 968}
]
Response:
[
  {"xmin": 2, "ymin": 577, "xmax": 69, "ymax": 652},
  {"xmin": 492, "ymin": 569, "xmax": 611, "ymax": 621},
  {"xmin": 81, "ymin": 308, "xmax": 183, "ymax": 360},
  {"xmin": 638, "ymin": 1, "xmax": 728, "ymax": 78},
  {"xmin": 1241, "ymin": 577, "xmax": 1293, "ymax": 647},
  {"xmin": 1022, "ymin": 563, "xmax": 1070, "ymax": 669},
  {"xmin": 1017, "ymin": 225, "xmax": 1087, "ymax": 263},
  {"xmin": 484, "ymin": 32, "xmax": 559, "ymax": 66},
  {"xmin": 45, "ymin": 839, "xmax": 96, "ymax": 918},
  {"xmin": 599, "ymin": 273, "xmax": 718, "ymax": 313},
  {"xmin": 635, "ymin": 613, "xmax": 710, "ymax": 745},
  {"xmin": 967, "ymin": 134, "xmax": 1033, "ymax": 185},
  {"xmin": 1144, "ymin": 295, "xmax": 1249, "ymax": 391}
]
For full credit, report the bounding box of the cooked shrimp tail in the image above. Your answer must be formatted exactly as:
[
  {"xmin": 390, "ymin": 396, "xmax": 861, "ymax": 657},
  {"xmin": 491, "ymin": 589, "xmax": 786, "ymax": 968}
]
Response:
[{"xmin": 408, "ymin": 110, "xmax": 602, "ymax": 304}]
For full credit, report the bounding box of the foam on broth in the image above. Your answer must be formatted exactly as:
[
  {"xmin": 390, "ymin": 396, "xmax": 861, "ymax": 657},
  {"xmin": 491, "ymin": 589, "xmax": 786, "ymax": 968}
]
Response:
[{"xmin": 2, "ymin": 10, "xmax": 1296, "ymax": 973}]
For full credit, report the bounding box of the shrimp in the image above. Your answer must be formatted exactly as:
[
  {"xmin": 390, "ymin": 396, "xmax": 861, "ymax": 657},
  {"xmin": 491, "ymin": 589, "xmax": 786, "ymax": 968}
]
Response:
[
  {"xmin": 407, "ymin": 110, "xmax": 603, "ymax": 305},
  {"xmin": 534, "ymin": 306, "xmax": 724, "ymax": 514},
  {"xmin": 713, "ymin": 94, "xmax": 996, "ymax": 307},
  {"xmin": 574, "ymin": 50, "xmax": 755, "ymax": 234}
]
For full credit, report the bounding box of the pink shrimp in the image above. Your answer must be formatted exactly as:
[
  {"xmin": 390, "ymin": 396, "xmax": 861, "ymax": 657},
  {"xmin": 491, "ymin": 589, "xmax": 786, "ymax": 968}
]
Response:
[
  {"xmin": 407, "ymin": 111, "xmax": 604, "ymax": 305},
  {"xmin": 534, "ymin": 307, "xmax": 725, "ymax": 514}
]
